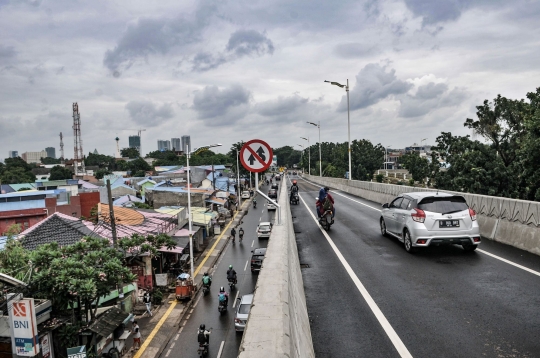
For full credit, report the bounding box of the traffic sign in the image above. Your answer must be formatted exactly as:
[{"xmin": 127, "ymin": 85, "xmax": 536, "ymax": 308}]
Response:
[{"xmin": 240, "ymin": 139, "xmax": 273, "ymax": 173}]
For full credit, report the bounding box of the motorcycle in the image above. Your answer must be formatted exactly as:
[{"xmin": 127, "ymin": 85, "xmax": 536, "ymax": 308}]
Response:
[
  {"xmin": 202, "ymin": 284, "xmax": 210, "ymax": 296},
  {"xmin": 316, "ymin": 197, "xmax": 334, "ymax": 231},
  {"xmin": 197, "ymin": 342, "xmax": 209, "ymax": 357},
  {"xmin": 253, "ymin": 201, "xmax": 257, "ymax": 209},
  {"xmin": 290, "ymin": 193, "xmax": 299, "ymax": 205},
  {"xmin": 218, "ymin": 300, "xmax": 227, "ymax": 315},
  {"xmin": 228, "ymin": 277, "xmax": 237, "ymax": 290},
  {"xmin": 239, "ymin": 232, "xmax": 244, "ymax": 242}
]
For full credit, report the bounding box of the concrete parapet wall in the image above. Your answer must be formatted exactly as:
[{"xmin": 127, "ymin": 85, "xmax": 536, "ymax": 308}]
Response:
[
  {"xmin": 304, "ymin": 174, "xmax": 540, "ymax": 256},
  {"xmin": 239, "ymin": 181, "xmax": 315, "ymax": 358}
]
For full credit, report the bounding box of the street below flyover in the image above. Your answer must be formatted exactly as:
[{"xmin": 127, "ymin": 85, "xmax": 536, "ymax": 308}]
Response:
[
  {"xmin": 289, "ymin": 174, "xmax": 540, "ymax": 358},
  {"xmin": 158, "ymin": 177, "xmax": 278, "ymax": 358}
]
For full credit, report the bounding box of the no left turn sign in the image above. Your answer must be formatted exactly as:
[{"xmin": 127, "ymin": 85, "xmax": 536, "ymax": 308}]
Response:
[{"xmin": 240, "ymin": 139, "xmax": 273, "ymax": 173}]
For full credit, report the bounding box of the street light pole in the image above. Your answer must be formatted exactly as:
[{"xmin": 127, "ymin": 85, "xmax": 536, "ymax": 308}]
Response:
[
  {"xmin": 324, "ymin": 79, "xmax": 352, "ymax": 180},
  {"xmin": 300, "ymin": 137, "xmax": 310, "ymax": 175},
  {"xmin": 236, "ymin": 149, "xmax": 241, "ymax": 208},
  {"xmin": 186, "ymin": 143, "xmax": 222, "ymax": 279},
  {"xmin": 307, "ymin": 122, "xmax": 321, "ymax": 176}
]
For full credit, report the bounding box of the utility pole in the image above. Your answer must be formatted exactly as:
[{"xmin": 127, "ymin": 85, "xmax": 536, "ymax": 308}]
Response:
[{"xmin": 106, "ymin": 179, "xmax": 118, "ymax": 247}]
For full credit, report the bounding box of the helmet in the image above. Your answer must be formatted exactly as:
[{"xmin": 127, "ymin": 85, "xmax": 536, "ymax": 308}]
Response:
[
  {"xmin": 219, "ymin": 286, "xmax": 225, "ymax": 293},
  {"xmin": 204, "ymin": 272, "xmax": 208, "ymax": 276},
  {"xmin": 293, "ymin": 180, "xmax": 297, "ymax": 185},
  {"xmin": 324, "ymin": 186, "xmax": 330, "ymax": 192},
  {"xmin": 229, "ymin": 265, "xmax": 233, "ymax": 269},
  {"xmin": 200, "ymin": 324, "xmax": 205, "ymax": 330}
]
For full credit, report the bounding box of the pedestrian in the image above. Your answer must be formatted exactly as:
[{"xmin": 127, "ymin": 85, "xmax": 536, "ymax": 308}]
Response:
[
  {"xmin": 143, "ymin": 291, "xmax": 152, "ymax": 317},
  {"xmin": 132, "ymin": 321, "xmax": 141, "ymax": 350}
]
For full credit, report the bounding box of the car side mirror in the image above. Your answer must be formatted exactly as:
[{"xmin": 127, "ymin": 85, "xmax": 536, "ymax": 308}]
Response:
[
  {"xmin": 382, "ymin": 203, "xmax": 389, "ymax": 209},
  {"xmin": 251, "ymin": 250, "xmax": 253, "ymax": 253}
]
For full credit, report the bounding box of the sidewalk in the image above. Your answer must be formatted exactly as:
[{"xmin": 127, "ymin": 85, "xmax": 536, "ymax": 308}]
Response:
[{"xmin": 128, "ymin": 201, "xmax": 251, "ymax": 358}]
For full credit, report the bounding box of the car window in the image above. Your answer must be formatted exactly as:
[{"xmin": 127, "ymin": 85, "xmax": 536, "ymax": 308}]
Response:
[
  {"xmin": 418, "ymin": 196, "xmax": 468, "ymax": 213},
  {"xmin": 400, "ymin": 198, "xmax": 411, "ymax": 210},
  {"xmin": 252, "ymin": 255, "xmax": 264, "ymax": 260},
  {"xmin": 390, "ymin": 197, "xmax": 403, "ymax": 208},
  {"xmin": 259, "ymin": 225, "xmax": 271, "ymax": 231},
  {"xmin": 238, "ymin": 304, "xmax": 251, "ymax": 314}
]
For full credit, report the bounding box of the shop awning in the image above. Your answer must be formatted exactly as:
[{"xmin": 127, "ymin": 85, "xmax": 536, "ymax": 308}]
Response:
[
  {"xmin": 159, "ymin": 246, "xmax": 184, "ymax": 254},
  {"xmin": 87, "ymin": 307, "xmax": 130, "ymax": 337}
]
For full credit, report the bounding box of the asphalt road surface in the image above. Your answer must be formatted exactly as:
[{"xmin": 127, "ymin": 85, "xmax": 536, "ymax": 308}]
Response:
[
  {"xmin": 290, "ymin": 174, "xmax": 540, "ymax": 358},
  {"xmin": 159, "ymin": 177, "xmax": 278, "ymax": 358}
]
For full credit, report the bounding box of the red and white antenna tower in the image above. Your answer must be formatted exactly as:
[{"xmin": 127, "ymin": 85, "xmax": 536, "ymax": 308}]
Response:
[
  {"xmin": 59, "ymin": 132, "xmax": 65, "ymax": 163},
  {"xmin": 72, "ymin": 103, "xmax": 85, "ymax": 175}
]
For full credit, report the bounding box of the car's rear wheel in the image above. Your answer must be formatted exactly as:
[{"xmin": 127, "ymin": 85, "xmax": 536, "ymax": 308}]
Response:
[
  {"xmin": 403, "ymin": 230, "xmax": 418, "ymax": 253},
  {"xmin": 462, "ymin": 244, "xmax": 477, "ymax": 252},
  {"xmin": 380, "ymin": 218, "xmax": 389, "ymax": 237}
]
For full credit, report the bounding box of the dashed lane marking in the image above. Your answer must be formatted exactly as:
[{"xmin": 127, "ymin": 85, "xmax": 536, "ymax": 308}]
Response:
[
  {"xmin": 217, "ymin": 341, "xmax": 225, "ymax": 358},
  {"xmin": 170, "ymin": 342, "xmax": 175, "ymax": 349},
  {"xmin": 298, "ymin": 193, "xmax": 413, "ymax": 358},
  {"xmin": 174, "ymin": 333, "xmax": 179, "ymax": 340},
  {"xmin": 244, "ymin": 260, "xmax": 249, "ymax": 271},
  {"xmin": 251, "ymin": 240, "xmax": 254, "ymax": 247},
  {"xmin": 232, "ymin": 291, "xmax": 240, "ymax": 308},
  {"xmin": 165, "ymin": 349, "xmax": 171, "ymax": 357}
]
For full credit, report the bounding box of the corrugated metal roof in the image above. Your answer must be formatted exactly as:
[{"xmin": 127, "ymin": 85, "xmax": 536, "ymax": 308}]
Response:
[{"xmin": 9, "ymin": 183, "xmax": 36, "ymax": 191}]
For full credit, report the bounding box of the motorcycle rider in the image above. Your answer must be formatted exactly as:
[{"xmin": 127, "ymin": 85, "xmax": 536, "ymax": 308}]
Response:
[
  {"xmin": 202, "ymin": 272, "xmax": 212, "ymax": 287},
  {"xmin": 238, "ymin": 227, "xmax": 244, "ymax": 241},
  {"xmin": 218, "ymin": 286, "xmax": 229, "ymax": 306},
  {"xmin": 227, "ymin": 265, "xmax": 237, "ymax": 284},
  {"xmin": 253, "ymin": 198, "xmax": 257, "ymax": 208},
  {"xmin": 316, "ymin": 187, "xmax": 335, "ymax": 218},
  {"xmin": 198, "ymin": 324, "xmax": 211, "ymax": 346},
  {"xmin": 230, "ymin": 227, "xmax": 236, "ymax": 242},
  {"xmin": 290, "ymin": 180, "xmax": 299, "ymax": 201}
]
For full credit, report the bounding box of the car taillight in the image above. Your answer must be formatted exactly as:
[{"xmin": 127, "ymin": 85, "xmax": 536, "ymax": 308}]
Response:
[
  {"xmin": 469, "ymin": 208, "xmax": 477, "ymax": 221},
  {"xmin": 235, "ymin": 319, "xmax": 241, "ymax": 323},
  {"xmin": 473, "ymin": 237, "xmax": 481, "ymax": 242},
  {"xmin": 416, "ymin": 239, "xmax": 427, "ymax": 244},
  {"xmin": 411, "ymin": 208, "xmax": 425, "ymax": 223}
]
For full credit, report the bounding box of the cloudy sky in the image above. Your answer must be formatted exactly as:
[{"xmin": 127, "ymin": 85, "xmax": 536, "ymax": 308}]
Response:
[{"xmin": 1, "ymin": 0, "xmax": 539, "ymax": 160}]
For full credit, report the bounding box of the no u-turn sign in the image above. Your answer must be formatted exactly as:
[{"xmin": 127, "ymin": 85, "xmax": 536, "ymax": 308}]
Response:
[{"xmin": 240, "ymin": 139, "xmax": 273, "ymax": 173}]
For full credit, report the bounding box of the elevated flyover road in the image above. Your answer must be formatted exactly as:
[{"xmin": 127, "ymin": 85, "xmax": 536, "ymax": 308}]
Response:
[{"xmin": 289, "ymin": 174, "xmax": 540, "ymax": 358}]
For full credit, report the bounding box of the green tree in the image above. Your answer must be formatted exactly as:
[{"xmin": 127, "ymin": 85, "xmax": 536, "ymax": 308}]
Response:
[
  {"xmin": 49, "ymin": 165, "xmax": 73, "ymax": 180},
  {"xmin": 120, "ymin": 147, "xmax": 140, "ymax": 158},
  {"xmin": 518, "ymin": 88, "xmax": 540, "ymax": 201},
  {"xmin": 85, "ymin": 152, "xmax": 116, "ymax": 169},
  {"xmin": 127, "ymin": 157, "xmax": 152, "ymax": 174},
  {"xmin": 94, "ymin": 169, "xmax": 112, "ymax": 180},
  {"xmin": 400, "ymin": 153, "xmax": 430, "ymax": 183},
  {"xmin": 40, "ymin": 157, "xmax": 61, "ymax": 165},
  {"xmin": 0, "ymin": 157, "xmax": 36, "ymax": 184},
  {"xmin": 0, "ymin": 225, "xmax": 30, "ymax": 282}
]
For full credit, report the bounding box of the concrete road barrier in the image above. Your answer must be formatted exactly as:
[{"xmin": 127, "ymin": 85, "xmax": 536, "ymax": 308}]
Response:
[
  {"xmin": 304, "ymin": 174, "xmax": 540, "ymax": 256},
  {"xmin": 238, "ymin": 181, "xmax": 315, "ymax": 358}
]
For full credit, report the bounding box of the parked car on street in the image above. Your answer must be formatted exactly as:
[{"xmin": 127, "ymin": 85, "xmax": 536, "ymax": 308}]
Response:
[
  {"xmin": 234, "ymin": 293, "xmax": 254, "ymax": 332},
  {"xmin": 380, "ymin": 192, "xmax": 481, "ymax": 253},
  {"xmin": 250, "ymin": 247, "xmax": 267, "ymax": 273},
  {"xmin": 257, "ymin": 222, "xmax": 273, "ymax": 238},
  {"xmin": 241, "ymin": 190, "xmax": 250, "ymax": 199}
]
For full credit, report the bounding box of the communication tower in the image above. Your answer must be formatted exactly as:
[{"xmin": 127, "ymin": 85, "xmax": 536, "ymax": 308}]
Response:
[
  {"xmin": 59, "ymin": 132, "xmax": 65, "ymax": 163},
  {"xmin": 72, "ymin": 103, "xmax": 85, "ymax": 175}
]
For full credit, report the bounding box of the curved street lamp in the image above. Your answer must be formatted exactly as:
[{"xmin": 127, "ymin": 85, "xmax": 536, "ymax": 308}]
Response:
[
  {"xmin": 307, "ymin": 121, "xmax": 321, "ymax": 177},
  {"xmin": 300, "ymin": 137, "xmax": 310, "ymax": 175}
]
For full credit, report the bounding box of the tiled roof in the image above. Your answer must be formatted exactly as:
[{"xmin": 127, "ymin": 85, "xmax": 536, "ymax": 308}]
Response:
[{"xmin": 19, "ymin": 212, "xmax": 98, "ymax": 250}]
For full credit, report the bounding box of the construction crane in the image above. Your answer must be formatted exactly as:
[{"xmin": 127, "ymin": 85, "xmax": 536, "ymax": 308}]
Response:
[{"xmin": 119, "ymin": 128, "xmax": 146, "ymax": 156}]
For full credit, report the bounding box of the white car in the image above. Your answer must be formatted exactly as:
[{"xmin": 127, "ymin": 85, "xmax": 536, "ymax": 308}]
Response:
[
  {"xmin": 241, "ymin": 190, "xmax": 251, "ymax": 199},
  {"xmin": 234, "ymin": 294, "xmax": 254, "ymax": 331},
  {"xmin": 266, "ymin": 201, "xmax": 277, "ymax": 211},
  {"xmin": 257, "ymin": 222, "xmax": 273, "ymax": 238}
]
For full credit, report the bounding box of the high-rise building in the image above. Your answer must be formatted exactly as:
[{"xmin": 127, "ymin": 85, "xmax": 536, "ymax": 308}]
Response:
[
  {"xmin": 45, "ymin": 147, "xmax": 56, "ymax": 158},
  {"xmin": 181, "ymin": 135, "xmax": 191, "ymax": 152},
  {"xmin": 21, "ymin": 150, "xmax": 47, "ymax": 164},
  {"xmin": 171, "ymin": 138, "xmax": 181, "ymax": 152},
  {"xmin": 129, "ymin": 135, "xmax": 141, "ymax": 153},
  {"xmin": 8, "ymin": 151, "xmax": 18, "ymax": 158},
  {"xmin": 157, "ymin": 140, "xmax": 171, "ymax": 151}
]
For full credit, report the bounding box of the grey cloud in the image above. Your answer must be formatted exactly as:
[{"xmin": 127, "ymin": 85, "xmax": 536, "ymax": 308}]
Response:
[
  {"xmin": 403, "ymin": 0, "xmax": 503, "ymax": 25},
  {"xmin": 192, "ymin": 29, "xmax": 274, "ymax": 72},
  {"xmin": 192, "ymin": 84, "xmax": 251, "ymax": 120},
  {"xmin": 334, "ymin": 42, "xmax": 378, "ymax": 59},
  {"xmin": 255, "ymin": 95, "xmax": 308, "ymax": 117},
  {"xmin": 103, "ymin": 0, "xmax": 216, "ymax": 73},
  {"xmin": 0, "ymin": 45, "xmax": 16, "ymax": 59},
  {"xmin": 125, "ymin": 100, "xmax": 174, "ymax": 126},
  {"xmin": 226, "ymin": 30, "xmax": 274, "ymax": 57},
  {"xmin": 399, "ymin": 83, "xmax": 467, "ymax": 117},
  {"xmin": 339, "ymin": 63, "xmax": 412, "ymax": 111}
]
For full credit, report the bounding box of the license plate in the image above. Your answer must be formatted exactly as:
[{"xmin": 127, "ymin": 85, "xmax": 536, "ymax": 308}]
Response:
[{"xmin": 439, "ymin": 220, "xmax": 460, "ymax": 228}]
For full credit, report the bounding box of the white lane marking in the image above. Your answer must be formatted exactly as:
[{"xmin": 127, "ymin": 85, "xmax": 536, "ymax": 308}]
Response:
[
  {"xmin": 251, "ymin": 240, "xmax": 255, "ymax": 247},
  {"xmin": 193, "ymin": 296, "xmax": 201, "ymax": 308},
  {"xmin": 298, "ymin": 193, "xmax": 413, "ymax": 358},
  {"xmin": 477, "ymin": 249, "xmax": 540, "ymax": 277},
  {"xmin": 189, "ymin": 308, "xmax": 193, "ymax": 314},
  {"xmin": 300, "ymin": 177, "xmax": 540, "ymax": 279},
  {"xmin": 174, "ymin": 333, "xmax": 179, "ymax": 340},
  {"xmin": 186, "ymin": 314, "xmax": 191, "ymax": 320},
  {"xmin": 244, "ymin": 260, "xmax": 249, "ymax": 271},
  {"xmin": 217, "ymin": 341, "xmax": 225, "ymax": 358},
  {"xmin": 178, "ymin": 327, "xmax": 184, "ymax": 334},
  {"xmin": 232, "ymin": 290, "xmax": 240, "ymax": 308},
  {"xmin": 165, "ymin": 349, "xmax": 171, "ymax": 357},
  {"xmin": 170, "ymin": 342, "xmax": 175, "ymax": 349}
]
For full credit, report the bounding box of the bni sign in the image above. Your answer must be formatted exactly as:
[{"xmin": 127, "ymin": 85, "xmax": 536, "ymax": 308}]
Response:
[{"xmin": 8, "ymin": 298, "xmax": 39, "ymax": 356}]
